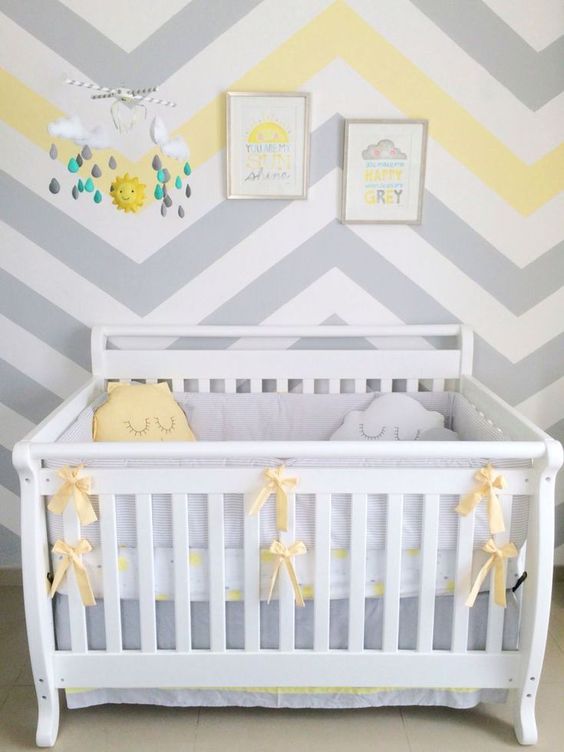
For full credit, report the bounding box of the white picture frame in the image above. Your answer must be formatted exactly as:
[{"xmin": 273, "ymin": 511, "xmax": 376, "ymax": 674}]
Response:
[
  {"xmin": 226, "ymin": 91, "xmax": 310, "ymax": 199},
  {"xmin": 341, "ymin": 119, "xmax": 428, "ymax": 224}
]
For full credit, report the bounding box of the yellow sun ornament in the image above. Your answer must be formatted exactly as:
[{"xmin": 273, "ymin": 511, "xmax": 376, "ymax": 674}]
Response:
[{"xmin": 110, "ymin": 173, "xmax": 146, "ymax": 213}]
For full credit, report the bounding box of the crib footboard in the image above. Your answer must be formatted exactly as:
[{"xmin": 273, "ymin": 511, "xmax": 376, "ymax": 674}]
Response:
[{"xmin": 14, "ymin": 442, "xmax": 561, "ymax": 747}]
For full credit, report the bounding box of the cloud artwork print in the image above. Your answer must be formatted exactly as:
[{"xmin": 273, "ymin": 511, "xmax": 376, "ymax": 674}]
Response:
[
  {"xmin": 226, "ymin": 92, "xmax": 310, "ymax": 199},
  {"xmin": 342, "ymin": 120, "xmax": 428, "ymax": 224}
]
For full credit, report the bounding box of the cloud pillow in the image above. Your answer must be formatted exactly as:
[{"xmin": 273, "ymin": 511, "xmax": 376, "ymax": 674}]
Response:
[{"xmin": 329, "ymin": 393, "xmax": 449, "ymax": 441}]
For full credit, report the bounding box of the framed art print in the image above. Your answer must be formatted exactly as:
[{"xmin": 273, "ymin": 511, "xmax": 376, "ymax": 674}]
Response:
[
  {"xmin": 341, "ymin": 119, "xmax": 428, "ymax": 224},
  {"xmin": 226, "ymin": 92, "xmax": 310, "ymax": 199}
]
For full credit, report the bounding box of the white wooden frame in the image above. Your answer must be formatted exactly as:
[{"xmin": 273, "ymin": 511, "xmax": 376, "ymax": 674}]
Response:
[{"xmin": 12, "ymin": 325, "xmax": 562, "ymax": 747}]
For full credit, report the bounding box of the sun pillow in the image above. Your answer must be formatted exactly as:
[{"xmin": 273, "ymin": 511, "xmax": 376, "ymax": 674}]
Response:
[
  {"xmin": 330, "ymin": 393, "xmax": 445, "ymax": 441},
  {"xmin": 93, "ymin": 382, "xmax": 196, "ymax": 442}
]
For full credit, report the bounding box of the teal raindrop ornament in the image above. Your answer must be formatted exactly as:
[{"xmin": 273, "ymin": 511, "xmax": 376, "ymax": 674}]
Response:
[
  {"xmin": 93, "ymin": 190, "xmax": 102, "ymax": 204},
  {"xmin": 84, "ymin": 177, "xmax": 95, "ymax": 192},
  {"xmin": 154, "ymin": 183, "xmax": 164, "ymax": 200},
  {"xmin": 185, "ymin": 183, "xmax": 191, "ymax": 198},
  {"xmin": 175, "ymin": 175, "xmax": 182, "ymax": 190},
  {"xmin": 48, "ymin": 178, "xmax": 60, "ymax": 194},
  {"xmin": 77, "ymin": 178, "xmax": 84, "ymax": 192},
  {"xmin": 157, "ymin": 168, "xmax": 166, "ymax": 183},
  {"xmin": 67, "ymin": 157, "xmax": 79, "ymax": 173},
  {"xmin": 183, "ymin": 161, "xmax": 192, "ymax": 176}
]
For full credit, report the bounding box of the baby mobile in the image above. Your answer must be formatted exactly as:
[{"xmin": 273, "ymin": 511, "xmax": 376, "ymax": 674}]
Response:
[{"xmin": 47, "ymin": 79, "xmax": 192, "ymax": 219}]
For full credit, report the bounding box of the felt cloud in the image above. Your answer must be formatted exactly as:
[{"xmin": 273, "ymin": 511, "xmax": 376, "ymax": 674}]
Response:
[
  {"xmin": 330, "ymin": 394, "xmax": 444, "ymax": 441},
  {"xmin": 150, "ymin": 116, "xmax": 189, "ymax": 161},
  {"xmin": 362, "ymin": 139, "xmax": 407, "ymax": 160},
  {"xmin": 48, "ymin": 115, "xmax": 111, "ymax": 149}
]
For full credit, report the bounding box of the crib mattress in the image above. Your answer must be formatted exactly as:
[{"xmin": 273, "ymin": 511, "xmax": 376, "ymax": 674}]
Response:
[{"xmin": 55, "ymin": 592, "xmax": 516, "ymax": 710}]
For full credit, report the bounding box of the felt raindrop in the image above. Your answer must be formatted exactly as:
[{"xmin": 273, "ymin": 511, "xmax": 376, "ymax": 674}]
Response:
[
  {"xmin": 108, "ymin": 156, "xmax": 117, "ymax": 169},
  {"xmin": 77, "ymin": 178, "xmax": 84, "ymax": 192},
  {"xmin": 161, "ymin": 168, "xmax": 170, "ymax": 183},
  {"xmin": 163, "ymin": 193, "xmax": 172, "ymax": 208},
  {"xmin": 72, "ymin": 185, "xmax": 79, "ymax": 200},
  {"xmin": 157, "ymin": 168, "xmax": 166, "ymax": 182},
  {"xmin": 162, "ymin": 183, "xmax": 167, "ymax": 196},
  {"xmin": 175, "ymin": 176, "xmax": 182, "ymax": 189},
  {"xmin": 76, "ymin": 153, "xmax": 83, "ymax": 167},
  {"xmin": 183, "ymin": 161, "xmax": 191, "ymax": 176},
  {"xmin": 49, "ymin": 144, "xmax": 58, "ymax": 160},
  {"xmin": 84, "ymin": 177, "xmax": 95, "ymax": 192},
  {"xmin": 48, "ymin": 178, "xmax": 60, "ymax": 194},
  {"xmin": 152, "ymin": 154, "xmax": 162, "ymax": 171},
  {"xmin": 185, "ymin": 183, "xmax": 191, "ymax": 198},
  {"xmin": 93, "ymin": 190, "xmax": 102, "ymax": 204},
  {"xmin": 154, "ymin": 184, "xmax": 163, "ymax": 200},
  {"xmin": 178, "ymin": 205, "xmax": 185, "ymax": 218},
  {"xmin": 91, "ymin": 164, "xmax": 102, "ymax": 178},
  {"xmin": 81, "ymin": 145, "xmax": 92, "ymax": 160},
  {"xmin": 161, "ymin": 202, "xmax": 167, "ymax": 217},
  {"xmin": 67, "ymin": 157, "xmax": 79, "ymax": 173}
]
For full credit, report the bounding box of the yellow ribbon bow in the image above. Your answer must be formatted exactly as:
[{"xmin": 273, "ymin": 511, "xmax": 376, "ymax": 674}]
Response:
[
  {"xmin": 49, "ymin": 539, "xmax": 96, "ymax": 607},
  {"xmin": 249, "ymin": 466, "xmax": 298, "ymax": 532},
  {"xmin": 267, "ymin": 539, "xmax": 307, "ymax": 608},
  {"xmin": 47, "ymin": 465, "xmax": 97, "ymax": 526},
  {"xmin": 466, "ymin": 538, "xmax": 518, "ymax": 608},
  {"xmin": 455, "ymin": 464, "xmax": 507, "ymax": 535}
]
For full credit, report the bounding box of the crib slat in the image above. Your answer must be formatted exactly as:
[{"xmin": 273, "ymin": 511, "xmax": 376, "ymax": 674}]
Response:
[
  {"xmin": 314, "ymin": 494, "xmax": 331, "ymax": 652},
  {"xmin": 208, "ymin": 493, "xmax": 226, "ymax": 652},
  {"xmin": 172, "ymin": 378, "xmax": 184, "ymax": 392},
  {"xmin": 279, "ymin": 492, "xmax": 296, "ymax": 652},
  {"xmin": 328, "ymin": 378, "xmax": 340, "ymax": 394},
  {"xmin": 250, "ymin": 379, "xmax": 262, "ymax": 393},
  {"xmin": 353, "ymin": 379, "xmax": 365, "ymax": 393},
  {"xmin": 302, "ymin": 379, "xmax": 314, "ymax": 394},
  {"xmin": 380, "ymin": 379, "xmax": 392, "ymax": 393},
  {"xmin": 172, "ymin": 494, "xmax": 191, "ymax": 652},
  {"xmin": 276, "ymin": 378, "xmax": 288, "ymax": 393},
  {"xmin": 135, "ymin": 494, "xmax": 157, "ymax": 653},
  {"xmin": 417, "ymin": 494, "xmax": 440, "ymax": 652},
  {"xmin": 486, "ymin": 495, "xmax": 513, "ymax": 653},
  {"xmin": 383, "ymin": 494, "xmax": 403, "ymax": 652},
  {"xmin": 406, "ymin": 379, "xmax": 418, "ymax": 392},
  {"xmin": 452, "ymin": 511, "xmax": 475, "ymax": 652},
  {"xmin": 62, "ymin": 502, "xmax": 88, "ymax": 653},
  {"xmin": 431, "ymin": 378, "xmax": 445, "ymax": 392},
  {"xmin": 348, "ymin": 493, "xmax": 368, "ymax": 651},
  {"xmin": 198, "ymin": 379, "xmax": 211, "ymax": 393},
  {"xmin": 244, "ymin": 493, "xmax": 261, "ymax": 651},
  {"xmin": 98, "ymin": 494, "xmax": 122, "ymax": 653},
  {"xmin": 224, "ymin": 378, "xmax": 237, "ymax": 394}
]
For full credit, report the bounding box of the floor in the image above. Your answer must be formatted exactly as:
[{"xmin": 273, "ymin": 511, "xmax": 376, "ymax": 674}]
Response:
[{"xmin": 0, "ymin": 584, "xmax": 563, "ymax": 751}]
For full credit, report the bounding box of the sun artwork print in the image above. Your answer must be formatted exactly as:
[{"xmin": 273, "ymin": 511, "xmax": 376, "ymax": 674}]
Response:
[
  {"xmin": 243, "ymin": 115, "xmax": 293, "ymax": 186},
  {"xmin": 109, "ymin": 173, "xmax": 146, "ymax": 213}
]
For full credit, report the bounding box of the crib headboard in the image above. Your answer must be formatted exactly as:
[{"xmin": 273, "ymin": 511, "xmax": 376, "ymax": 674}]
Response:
[{"xmin": 90, "ymin": 324, "xmax": 473, "ymax": 394}]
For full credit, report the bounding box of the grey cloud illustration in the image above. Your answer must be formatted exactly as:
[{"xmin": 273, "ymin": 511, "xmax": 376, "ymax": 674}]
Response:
[{"xmin": 362, "ymin": 139, "xmax": 407, "ymax": 160}]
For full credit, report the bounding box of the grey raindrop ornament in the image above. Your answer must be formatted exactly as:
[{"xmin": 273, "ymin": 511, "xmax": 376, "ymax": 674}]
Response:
[
  {"xmin": 185, "ymin": 183, "xmax": 191, "ymax": 198},
  {"xmin": 161, "ymin": 202, "xmax": 167, "ymax": 217},
  {"xmin": 76, "ymin": 153, "xmax": 83, "ymax": 167},
  {"xmin": 49, "ymin": 144, "xmax": 58, "ymax": 160},
  {"xmin": 91, "ymin": 164, "xmax": 102, "ymax": 178},
  {"xmin": 162, "ymin": 183, "xmax": 167, "ymax": 196},
  {"xmin": 161, "ymin": 168, "xmax": 171, "ymax": 183},
  {"xmin": 81, "ymin": 145, "xmax": 92, "ymax": 160},
  {"xmin": 48, "ymin": 178, "xmax": 60, "ymax": 194},
  {"xmin": 152, "ymin": 154, "xmax": 162, "ymax": 171},
  {"xmin": 178, "ymin": 205, "xmax": 185, "ymax": 218},
  {"xmin": 72, "ymin": 185, "xmax": 79, "ymax": 200},
  {"xmin": 164, "ymin": 193, "xmax": 172, "ymax": 208},
  {"xmin": 108, "ymin": 156, "xmax": 117, "ymax": 169}
]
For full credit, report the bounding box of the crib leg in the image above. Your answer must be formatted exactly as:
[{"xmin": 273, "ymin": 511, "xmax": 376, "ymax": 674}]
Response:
[
  {"xmin": 34, "ymin": 686, "xmax": 60, "ymax": 748},
  {"xmin": 513, "ymin": 688, "xmax": 537, "ymax": 745}
]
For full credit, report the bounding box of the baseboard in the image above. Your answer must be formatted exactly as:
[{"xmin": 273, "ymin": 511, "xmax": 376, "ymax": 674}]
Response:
[{"xmin": 0, "ymin": 567, "xmax": 22, "ymax": 586}]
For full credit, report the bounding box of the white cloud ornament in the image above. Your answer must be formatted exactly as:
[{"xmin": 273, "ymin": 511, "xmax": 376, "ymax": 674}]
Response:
[{"xmin": 330, "ymin": 394, "xmax": 445, "ymax": 441}]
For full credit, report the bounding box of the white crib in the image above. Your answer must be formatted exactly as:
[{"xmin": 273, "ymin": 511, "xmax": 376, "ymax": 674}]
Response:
[{"xmin": 12, "ymin": 324, "xmax": 562, "ymax": 747}]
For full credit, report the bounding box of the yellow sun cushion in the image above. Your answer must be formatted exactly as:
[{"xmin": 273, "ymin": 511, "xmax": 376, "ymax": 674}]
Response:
[{"xmin": 93, "ymin": 382, "xmax": 196, "ymax": 442}]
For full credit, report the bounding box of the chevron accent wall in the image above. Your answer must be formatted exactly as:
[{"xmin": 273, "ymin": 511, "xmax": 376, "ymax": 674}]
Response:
[{"xmin": 1, "ymin": 0, "xmax": 563, "ymax": 568}]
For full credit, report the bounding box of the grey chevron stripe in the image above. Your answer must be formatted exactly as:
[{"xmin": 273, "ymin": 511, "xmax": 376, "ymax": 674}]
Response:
[
  {"xmin": 202, "ymin": 220, "xmax": 564, "ymax": 406},
  {"xmin": 1, "ymin": 114, "xmax": 562, "ymax": 318},
  {"xmin": 0, "ymin": 524, "xmax": 20, "ymax": 566},
  {"xmin": 0, "ymin": 446, "xmax": 18, "ymax": 495},
  {"xmin": 0, "ymin": 269, "xmax": 91, "ymax": 368},
  {"xmin": 411, "ymin": 0, "xmax": 564, "ymax": 109},
  {"xmin": 557, "ymin": 502, "xmax": 564, "ymax": 549},
  {"xmin": 0, "ymin": 359, "xmax": 61, "ymax": 423},
  {"xmin": 0, "ymin": 0, "xmax": 264, "ymax": 88}
]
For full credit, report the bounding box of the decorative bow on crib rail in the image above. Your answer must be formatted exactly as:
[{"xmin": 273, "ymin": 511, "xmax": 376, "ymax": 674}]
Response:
[
  {"xmin": 267, "ymin": 539, "xmax": 307, "ymax": 608},
  {"xmin": 466, "ymin": 538, "xmax": 517, "ymax": 608},
  {"xmin": 249, "ymin": 466, "xmax": 298, "ymax": 532},
  {"xmin": 47, "ymin": 465, "xmax": 98, "ymax": 526},
  {"xmin": 455, "ymin": 464, "xmax": 507, "ymax": 535},
  {"xmin": 49, "ymin": 539, "xmax": 96, "ymax": 607}
]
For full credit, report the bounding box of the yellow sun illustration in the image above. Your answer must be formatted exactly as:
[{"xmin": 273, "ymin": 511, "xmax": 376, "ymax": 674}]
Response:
[
  {"xmin": 110, "ymin": 173, "xmax": 146, "ymax": 213},
  {"xmin": 247, "ymin": 121, "xmax": 289, "ymax": 144}
]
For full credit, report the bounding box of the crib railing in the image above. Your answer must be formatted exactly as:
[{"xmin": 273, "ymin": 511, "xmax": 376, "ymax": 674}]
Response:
[{"xmin": 42, "ymin": 466, "xmax": 531, "ymax": 662}]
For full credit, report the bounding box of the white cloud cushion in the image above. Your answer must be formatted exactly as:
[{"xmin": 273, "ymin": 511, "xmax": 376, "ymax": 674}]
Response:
[{"xmin": 330, "ymin": 393, "xmax": 445, "ymax": 441}]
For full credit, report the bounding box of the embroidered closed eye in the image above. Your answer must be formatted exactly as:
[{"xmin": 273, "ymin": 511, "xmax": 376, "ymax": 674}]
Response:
[
  {"xmin": 154, "ymin": 416, "xmax": 175, "ymax": 434},
  {"xmin": 359, "ymin": 424, "xmax": 422, "ymax": 440},
  {"xmin": 123, "ymin": 418, "xmax": 150, "ymax": 436},
  {"xmin": 359, "ymin": 423, "xmax": 386, "ymax": 440}
]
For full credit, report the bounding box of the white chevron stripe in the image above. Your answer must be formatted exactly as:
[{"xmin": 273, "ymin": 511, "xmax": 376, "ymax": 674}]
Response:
[
  {"xmin": 352, "ymin": 223, "xmax": 564, "ymax": 363},
  {"xmin": 3, "ymin": 63, "xmax": 563, "ymax": 267},
  {"xmin": 0, "ymin": 486, "xmax": 20, "ymax": 536},
  {"xmin": 0, "ymin": 315, "xmax": 89, "ymax": 397},
  {"xmin": 516, "ymin": 377, "xmax": 564, "ymax": 429},
  {"xmin": 0, "ymin": 403, "xmax": 35, "ymax": 450},
  {"xmin": 57, "ymin": 0, "xmax": 193, "ymax": 52},
  {"xmin": 0, "ymin": 221, "xmax": 140, "ymax": 323},
  {"xmin": 482, "ymin": 0, "xmax": 564, "ymax": 52}
]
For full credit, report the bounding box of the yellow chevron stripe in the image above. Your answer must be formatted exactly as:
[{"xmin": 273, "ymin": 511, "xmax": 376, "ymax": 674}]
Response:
[{"xmin": 1, "ymin": 0, "xmax": 562, "ymax": 214}]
